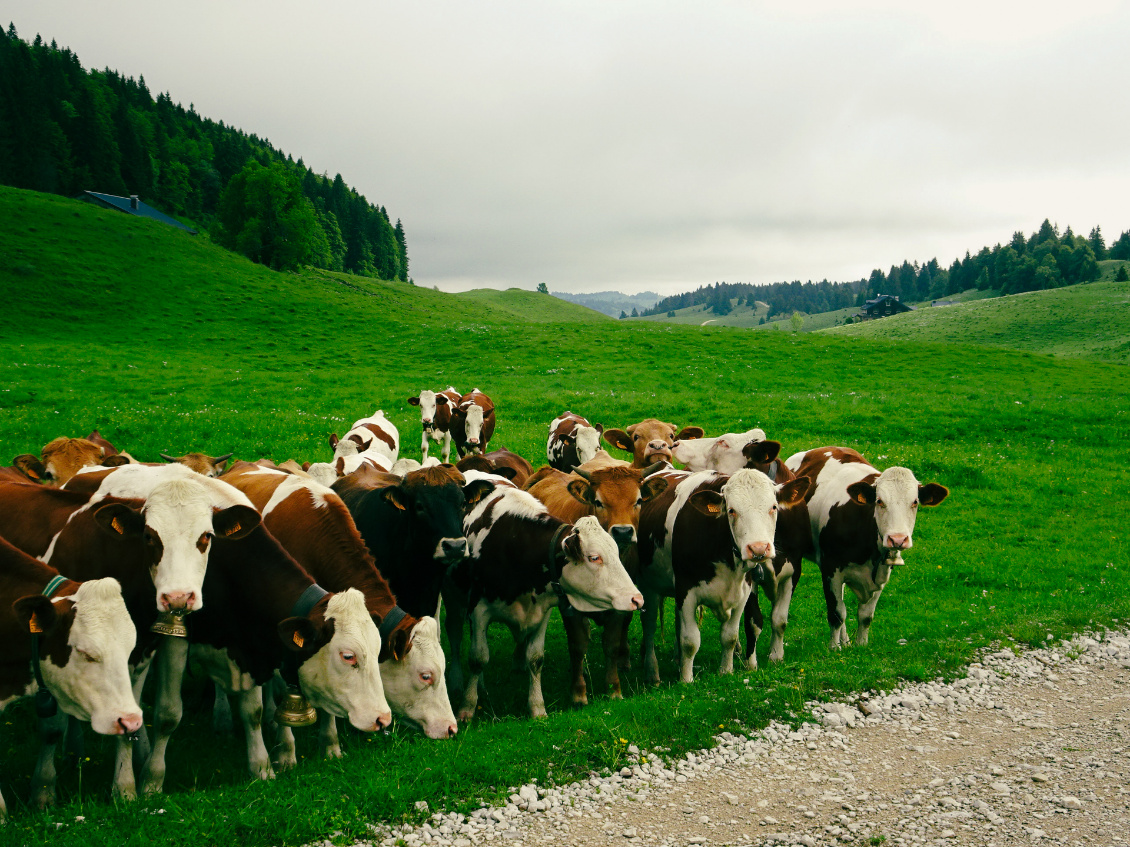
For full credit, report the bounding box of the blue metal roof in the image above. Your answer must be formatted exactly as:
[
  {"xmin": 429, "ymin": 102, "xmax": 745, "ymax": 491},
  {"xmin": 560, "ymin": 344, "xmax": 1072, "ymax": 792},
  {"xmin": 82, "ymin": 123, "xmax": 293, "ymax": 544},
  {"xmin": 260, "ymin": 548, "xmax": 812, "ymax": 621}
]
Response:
[{"xmin": 77, "ymin": 192, "xmax": 197, "ymax": 234}]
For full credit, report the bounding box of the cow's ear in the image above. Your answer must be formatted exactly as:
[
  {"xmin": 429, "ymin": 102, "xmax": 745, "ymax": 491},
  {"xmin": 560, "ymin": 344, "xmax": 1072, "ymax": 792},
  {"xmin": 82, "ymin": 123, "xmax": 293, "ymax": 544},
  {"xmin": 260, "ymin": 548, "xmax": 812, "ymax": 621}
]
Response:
[
  {"xmin": 383, "ymin": 623, "xmax": 411, "ymax": 661},
  {"xmin": 329, "ymin": 433, "xmax": 340, "ymax": 450},
  {"xmin": 641, "ymin": 476, "xmax": 668, "ymax": 502},
  {"xmin": 566, "ymin": 478, "xmax": 597, "ymax": 506},
  {"xmin": 776, "ymin": 476, "xmax": 810, "ymax": 507},
  {"xmin": 13, "ymin": 454, "xmax": 48, "ymax": 482},
  {"xmin": 435, "ymin": 395, "xmax": 449, "ymax": 406},
  {"xmin": 602, "ymin": 429, "xmax": 633, "ymax": 453},
  {"xmin": 462, "ymin": 479, "xmax": 495, "ymax": 509},
  {"xmin": 301, "ymin": 461, "xmax": 312, "ymax": 472},
  {"xmin": 847, "ymin": 481, "xmax": 876, "ymax": 506},
  {"xmin": 689, "ymin": 490, "xmax": 725, "ymax": 517},
  {"xmin": 381, "ymin": 486, "xmax": 409, "ymax": 511},
  {"xmin": 101, "ymin": 455, "xmax": 130, "ymax": 468},
  {"xmin": 493, "ymin": 466, "xmax": 518, "ymax": 480},
  {"xmin": 674, "ymin": 426, "xmax": 704, "ymax": 442},
  {"xmin": 407, "ymin": 396, "xmax": 420, "ymax": 406},
  {"xmin": 13, "ymin": 595, "xmax": 59, "ymax": 635},
  {"xmin": 213, "ymin": 504, "xmax": 261, "ymax": 539},
  {"xmin": 94, "ymin": 502, "xmax": 146, "ymax": 538},
  {"xmin": 594, "ymin": 423, "xmax": 604, "ymax": 435},
  {"xmin": 563, "ymin": 528, "xmax": 582, "ymax": 561},
  {"xmin": 918, "ymin": 482, "xmax": 949, "ymax": 506},
  {"xmin": 277, "ymin": 617, "xmax": 320, "ymax": 655},
  {"xmin": 334, "ymin": 457, "xmax": 346, "ymax": 476},
  {"xmin": 743, "ymin": 439, "xmax": 781, "ymax": 465}
]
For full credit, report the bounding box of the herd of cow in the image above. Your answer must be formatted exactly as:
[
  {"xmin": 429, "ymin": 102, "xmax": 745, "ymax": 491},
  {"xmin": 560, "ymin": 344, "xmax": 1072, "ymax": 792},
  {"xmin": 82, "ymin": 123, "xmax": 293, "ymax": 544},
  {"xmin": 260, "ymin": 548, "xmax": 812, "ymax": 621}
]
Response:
[{"xmin": 0, "ymin": 386, "xmax": 949, "ymax": 819}]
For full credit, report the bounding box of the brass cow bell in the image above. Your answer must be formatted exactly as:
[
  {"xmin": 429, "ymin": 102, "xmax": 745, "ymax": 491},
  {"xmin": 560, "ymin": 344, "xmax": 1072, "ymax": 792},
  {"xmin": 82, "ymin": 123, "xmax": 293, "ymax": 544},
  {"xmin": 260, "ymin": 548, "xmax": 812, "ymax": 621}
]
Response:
[
  {"xmin": 150, "ymin": 611, "xmax": 189, "ymax": 638},
  {"xmin": 275, "ymin": 686, "xmax": 317, "ymax": 727}
]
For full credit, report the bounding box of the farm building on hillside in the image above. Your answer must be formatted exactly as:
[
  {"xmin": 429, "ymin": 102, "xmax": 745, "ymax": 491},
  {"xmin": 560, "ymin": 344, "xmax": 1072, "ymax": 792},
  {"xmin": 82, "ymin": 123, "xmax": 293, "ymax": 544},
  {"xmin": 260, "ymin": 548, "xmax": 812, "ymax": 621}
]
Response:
[
  {"xmin": 75, "ymin": 192, "xmax": 197, "ymax": 234},
  {"xmin": 852, "ymin": 294, "xmax": 915, "ymax": 322}
]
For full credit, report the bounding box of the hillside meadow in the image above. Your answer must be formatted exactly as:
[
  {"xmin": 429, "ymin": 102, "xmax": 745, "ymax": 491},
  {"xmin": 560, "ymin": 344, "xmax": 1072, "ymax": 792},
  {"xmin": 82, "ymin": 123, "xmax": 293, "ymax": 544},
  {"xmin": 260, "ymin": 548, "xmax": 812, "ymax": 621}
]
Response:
[{"xmin": 1, "ymin": 186, "xmax": 1129, "ymax": 846}]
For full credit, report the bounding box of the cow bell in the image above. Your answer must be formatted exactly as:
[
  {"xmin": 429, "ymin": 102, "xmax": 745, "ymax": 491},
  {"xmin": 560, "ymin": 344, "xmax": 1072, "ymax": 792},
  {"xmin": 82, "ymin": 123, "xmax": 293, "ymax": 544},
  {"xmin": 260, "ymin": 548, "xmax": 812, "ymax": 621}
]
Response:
[
  {"xmin": 275, "ymin": 686, "xmax": 317, "ymax": 727},
  {"xmin": 886, "ymin": 551, "xmax": 906, "ymax": 567},
  {"xmin": 150, "ymin": 610, "xmax": 188, "ymax": 638}
]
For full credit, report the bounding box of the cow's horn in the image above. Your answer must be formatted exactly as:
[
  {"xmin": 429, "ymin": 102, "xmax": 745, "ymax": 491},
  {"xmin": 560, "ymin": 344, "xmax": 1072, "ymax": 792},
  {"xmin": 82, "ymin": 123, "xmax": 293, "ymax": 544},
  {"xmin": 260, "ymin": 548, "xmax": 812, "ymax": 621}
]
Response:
[
  {"xmin": 641, "ymin": 461, "xmax": 666, "ymax": 478},
  {"xmin": 159, "ymin": 453, "xmax": 179, "ymax": 463},
  {"xmin": 212, "ymin": 452, "xmax": 234, "ymax": 463},
  {"xmin": 572, "ymin": 466, "xmax": 593, "ymax": 481}
]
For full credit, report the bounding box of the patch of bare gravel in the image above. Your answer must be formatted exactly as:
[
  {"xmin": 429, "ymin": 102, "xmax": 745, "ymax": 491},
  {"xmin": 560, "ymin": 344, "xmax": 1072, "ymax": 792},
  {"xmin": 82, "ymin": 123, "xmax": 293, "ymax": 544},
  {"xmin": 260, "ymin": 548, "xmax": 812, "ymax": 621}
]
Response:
[{"xmin": 351, "ymin": 632, "xmax": 1130, "ymax": 847}]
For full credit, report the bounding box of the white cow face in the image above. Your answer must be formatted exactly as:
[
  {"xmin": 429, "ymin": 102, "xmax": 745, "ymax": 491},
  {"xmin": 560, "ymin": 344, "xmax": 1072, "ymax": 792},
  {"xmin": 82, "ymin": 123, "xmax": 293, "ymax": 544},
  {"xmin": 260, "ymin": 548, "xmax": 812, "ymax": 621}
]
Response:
[
  {"xmin": 410, "ymin": 390, "xmax": 439, "ymax": 428},
  {"xmin": 847, "ymin": 467, "xmax": 949, "ymax": 552},
  {"xmin": 297, "ymin": 589, "xmax": 392, "ymax": 732},
  {"xmin": 573, "ymin": 425, "xmax": 602, "ymax": 466},
  {"xmin": 379, "ymin": 617, "xmax": 457, "ymax": 739},
  {"xmin": 691, "ymin": 470, "xmax": 809, "ymax": 564},
  {"xmin": 558, "ymin": 517, "xmax": 644, "ymax": 613},
  {"xmin": 462, "ymin": 404, "xmax": 486, "ymax": 450},
  {"xmin": 24, "ymin": 578, "xmax": 142, "ymax": 736},
  {"xmin": 88, "ymin": 465, "xmax": 261, "ymax": 613},
  {"xmin": 671, "ymin": 429, "xmax": 769, "ymax": 474}
]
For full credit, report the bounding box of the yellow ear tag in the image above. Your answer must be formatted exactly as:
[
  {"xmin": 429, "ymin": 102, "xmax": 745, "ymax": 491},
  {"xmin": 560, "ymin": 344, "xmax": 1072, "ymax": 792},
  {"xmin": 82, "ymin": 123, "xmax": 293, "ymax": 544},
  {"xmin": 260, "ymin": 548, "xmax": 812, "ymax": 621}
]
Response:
[
  {"xmin": 707, "ymin": 502, "xmax": 722, "ymax": 514},
  {"xmin": 224, "ymin": 522, "xmax": 242, "ymax": 536},
  {"xmin": 29, "ymin": 612, "xmax": 44, "ymax": 634},
  {"xmin": 111, "ymin": 516, "xmax": 125, "ymax": 534},
  {"xmin": 292, "ymin": 631, "xmax": 305, "ymax": 649}
]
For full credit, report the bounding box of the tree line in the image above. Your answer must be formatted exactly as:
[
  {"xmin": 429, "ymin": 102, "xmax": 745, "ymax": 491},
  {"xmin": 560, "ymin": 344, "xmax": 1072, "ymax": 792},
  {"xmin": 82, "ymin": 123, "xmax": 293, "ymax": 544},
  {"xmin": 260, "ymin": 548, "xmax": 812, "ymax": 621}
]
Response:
[
  {"xmin": 643, "ymin": 220, "xmax": 1129, "ymax": 319},
  {"xmin": 0, "ymin": 25, "xmax": 408, "ymax": 278}
]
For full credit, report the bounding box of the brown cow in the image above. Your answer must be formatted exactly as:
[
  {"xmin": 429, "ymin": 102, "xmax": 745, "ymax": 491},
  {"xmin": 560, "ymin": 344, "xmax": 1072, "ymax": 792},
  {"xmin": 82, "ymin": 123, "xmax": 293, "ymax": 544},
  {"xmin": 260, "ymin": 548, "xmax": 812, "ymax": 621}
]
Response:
[
  {"xmin": 546, "ymin": 412, "xmax": 604, "ymax": 472},
  {"xmin": 159, "ymin": 451, "xmax": 234, "ymax": 477},
  {"xmin": 408, "ymin": 386, "xmax": 461, "ymax": 463},
  {"xmin": 456, "ymin": 448, "xmax": 533, "ymax": 487},
  {"xmin": 602, "ymin": 419, "xmax": 704, "ymax": 468},
  {"xmin": 12, "ymin": 437, "xmax": 107, "ymax": 485},
  {"xmin": 450, "ymin": 389, "xmax": 496, "ymax": 457},
  {"xmin": 524, "ymin": 452, "xmax": 668, "ymax": 704}
]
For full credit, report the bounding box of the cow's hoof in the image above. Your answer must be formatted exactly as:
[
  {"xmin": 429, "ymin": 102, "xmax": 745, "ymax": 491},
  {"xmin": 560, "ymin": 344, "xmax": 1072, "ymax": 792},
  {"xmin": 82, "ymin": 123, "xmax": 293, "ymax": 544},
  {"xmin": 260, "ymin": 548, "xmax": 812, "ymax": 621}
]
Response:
[
  {"xmin": 140, "ymin": 779, "xmax": 165, "ymax": 797},
  {"xmin": 571, "ymin": 694, "xmax": 589, "ymax": 707},
  {"xmin": 457, "ymin": 709, "xmax": 476, "ymax": 724},
  {"xmin": 251, "ymin": 765, "xmax": 276, "ymax": 781},
  {"xmin": 609, "ymin": 689, "xmax": 623, "ymax": 701},
  {"xmin": 274, "ymin": 752, "xmax": 297, "ymax": 771},
  {"xmin": 31, "ymin": 790, "xmax": 55, "ymax": 811},
  {"xmin": 323, "ymin": 746, "xmax": 343, "ymax": 760},
  {"xmin": 529, "ymin": 708, "xmax": 548, "ymax": 719},
  {"xmin": 112, "ymin": 784, "xmax": 137, "ymax": 802}
]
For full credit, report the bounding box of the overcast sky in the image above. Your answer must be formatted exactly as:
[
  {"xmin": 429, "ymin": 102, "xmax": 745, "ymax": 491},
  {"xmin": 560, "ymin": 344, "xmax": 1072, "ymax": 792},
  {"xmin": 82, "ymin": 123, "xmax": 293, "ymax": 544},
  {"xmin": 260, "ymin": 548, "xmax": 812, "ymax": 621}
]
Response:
[{"xmin": 10, "ymin": 1, "xmax": 1130, "ymax": 295}]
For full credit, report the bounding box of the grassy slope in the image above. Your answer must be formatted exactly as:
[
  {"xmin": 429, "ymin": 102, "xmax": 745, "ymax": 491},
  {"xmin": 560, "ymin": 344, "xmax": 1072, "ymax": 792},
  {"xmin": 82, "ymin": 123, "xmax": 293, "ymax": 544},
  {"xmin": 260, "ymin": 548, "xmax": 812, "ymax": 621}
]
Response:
[
  {"xmin": 455, "ymin": 288, "xmax": 610, "ymax": 324},
  {"xmin": 821, "ymin": 279, "xmax": 1130, "ymax": 362},
  {"xmin": 1, "ymin": 185, "xmax": 1129, "ymax": 845}
]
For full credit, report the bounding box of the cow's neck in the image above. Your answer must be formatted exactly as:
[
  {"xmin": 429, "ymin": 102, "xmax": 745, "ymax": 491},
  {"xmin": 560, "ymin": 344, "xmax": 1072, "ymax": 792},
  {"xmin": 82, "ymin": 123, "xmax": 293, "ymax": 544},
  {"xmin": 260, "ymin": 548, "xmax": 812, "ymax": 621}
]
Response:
[{"xmin": 214, "ymin": 529, "xmax": 319, "ymax": 625}]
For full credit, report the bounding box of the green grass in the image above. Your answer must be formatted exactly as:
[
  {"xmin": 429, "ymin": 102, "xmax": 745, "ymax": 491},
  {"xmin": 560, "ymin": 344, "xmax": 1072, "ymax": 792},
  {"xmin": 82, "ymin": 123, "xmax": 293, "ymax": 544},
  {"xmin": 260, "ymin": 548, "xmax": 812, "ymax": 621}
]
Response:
[
  {"xmin": 454, "ymin": 288, "xmax": 610, "ymax": 324},
  {"xmin": 1, "ymin": 184, "xmax": 1129, "ymax": 845},
  {"xmin": 822, "ymin": 278, "xmax": 1130, "ymax": 363}
]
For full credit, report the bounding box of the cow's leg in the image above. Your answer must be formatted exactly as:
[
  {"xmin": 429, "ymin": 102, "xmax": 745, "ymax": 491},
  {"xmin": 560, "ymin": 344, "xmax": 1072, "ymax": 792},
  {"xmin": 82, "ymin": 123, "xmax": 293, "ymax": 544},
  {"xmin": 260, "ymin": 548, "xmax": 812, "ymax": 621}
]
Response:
[
  {"xmin": 318, "ymin": 711, "xmax": 342, "ymax": 760},
  {"xmin": 140, "ymin": 635, "xmax": 190, "ymax": 795},
  {"xmin": 768, "ymin": 573, "xmax": 796, "ymax": 664},
  {"xmin": 457, "ymin": 605, "xmax": 491, "ymax": 723},
  {"xmin": 677, "ymin": 595, "xmax": 701, "ymax": 684},
  {"xmin": 63, "ymin": 714, "xmax": 85, "ymax": 761},
  {"xmin": 232, "ymin": 685, "xmax": 274, "ymax": 779},
  {"xmin": 617, "ymin": 611, "xmax": 631, "ymax": 670},
  {"xmin": 563, "ymin": 613, "xmax": 591, "ymax": 706},
  {"xmin": 821, "ymin": 568, "xmax": 849, "ymax": 649},
  {"xmin": 640, "ymin": 592, "xmax": 662, "ymax": 685},
  {"xmin": 718, "ymin": 584, "xmax": 750, "ymax": 675},
  {"xmin": 30, "ymin": 710, "xmax": 67, "ymax": 809},
  {"xmin": 213, "ymin": 683, "xmax": 234, "ymax": 736},
  {"xmin": 602, "ymin": 613, "xmax": 627, "ymax": 699},
  {"xmin": 742, "ymin": 584, "xmax": 764, "ymax": 670},
  {"xmin": 260, "ymin": 676, "xmax": 297, "ymax": 771},
  {"xmin": 442, "ymin": 583, "xmax": 467, "ymax": 697},
  {"xmin": 525, "ymin": 615, "xmax": 553, "ymax": 718},
  {"xmin": 420, "ymin": 430, "xmax": 430, "ymax": 461},
  {"xmin": 111, "ymin": 659, "xmax": 152, "ymax": 801},
  {"xmin": 854, "ymin": 584, "xmax": 884, "ymax": 647},
  {"xmin": 441, "ymin": 432, "xmax": 452, "ymax": 464}
]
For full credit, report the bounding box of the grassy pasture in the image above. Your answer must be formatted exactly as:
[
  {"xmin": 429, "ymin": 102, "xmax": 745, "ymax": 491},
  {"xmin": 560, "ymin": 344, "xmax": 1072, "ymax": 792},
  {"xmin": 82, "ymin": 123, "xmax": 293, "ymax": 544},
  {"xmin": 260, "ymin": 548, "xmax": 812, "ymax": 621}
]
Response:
[{"xmin": 1, "ymin": 185, "xmax": 1129, "ymax": 845}]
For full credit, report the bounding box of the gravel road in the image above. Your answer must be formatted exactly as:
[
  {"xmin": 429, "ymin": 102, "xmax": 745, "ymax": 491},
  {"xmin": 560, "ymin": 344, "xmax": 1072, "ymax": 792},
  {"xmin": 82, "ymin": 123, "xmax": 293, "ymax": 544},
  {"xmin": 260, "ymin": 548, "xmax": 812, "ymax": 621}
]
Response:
[{"xmin": 357, "ymin": 632, "xmax": 1130, "ymax": 847}]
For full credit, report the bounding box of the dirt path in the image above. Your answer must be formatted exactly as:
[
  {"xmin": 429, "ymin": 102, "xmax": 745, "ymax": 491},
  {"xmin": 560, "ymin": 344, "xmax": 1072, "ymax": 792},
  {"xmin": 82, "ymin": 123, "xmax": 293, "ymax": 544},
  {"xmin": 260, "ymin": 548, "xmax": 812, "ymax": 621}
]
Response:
[{"xmin": 371, "ymin": 633, "xmax": 1130, "ymax": 847}]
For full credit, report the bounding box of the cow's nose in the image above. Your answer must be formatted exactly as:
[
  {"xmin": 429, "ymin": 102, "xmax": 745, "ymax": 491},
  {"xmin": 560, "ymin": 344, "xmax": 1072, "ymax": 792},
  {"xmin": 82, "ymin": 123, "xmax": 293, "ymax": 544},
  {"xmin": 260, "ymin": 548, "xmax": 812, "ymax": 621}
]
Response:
[
  {"xmin": 610, "ymin": 525, "xmax": 635, "ymax": 547},
  {"xmin": 442, "ymin": 538, "xmax": 467, "ymax": 559},
  {"xmin": 886, "ymin": 533, "xmax": 910, "ymax": 550},
  {"xmin": 648, "ymin": 440, "xmax": 667, "ymax": 451},
  {"xmin": 629, "ymin": 594, "xmax": 644, "ymax": 610},
  {"xmin": 375, "ymin": 711, "xmax": 393, "ymax": 731},
  {"xmin": 161, "ymin": 591, "xmax": 195, "ymax": 612},
  {"xmin": 447, "ymin": 722, "xmax": 458, "ymax": 738},
  {"xmin": 746, "ymin": 541, "xmax": 771, "ymax": 560},
  {"xmin": 118, "ymin": 713, "xmax": 143, "ymax": 735}
]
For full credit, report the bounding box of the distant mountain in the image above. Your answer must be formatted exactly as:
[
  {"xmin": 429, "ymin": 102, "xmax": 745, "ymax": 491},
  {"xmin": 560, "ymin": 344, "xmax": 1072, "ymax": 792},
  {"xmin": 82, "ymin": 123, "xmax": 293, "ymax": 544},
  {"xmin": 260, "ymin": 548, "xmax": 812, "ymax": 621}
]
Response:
[{"xmin": 552, "ymin": 290, "xmax": 661, "ymax": 318}]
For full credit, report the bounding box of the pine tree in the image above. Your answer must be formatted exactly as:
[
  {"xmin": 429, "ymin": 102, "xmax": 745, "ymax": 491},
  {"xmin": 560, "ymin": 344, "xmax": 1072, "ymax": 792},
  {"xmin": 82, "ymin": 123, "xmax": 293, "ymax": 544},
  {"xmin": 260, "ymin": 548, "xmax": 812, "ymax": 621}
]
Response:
[
  {"xmin": 1115, "ymin": 265, "xmax": 1129, "ymax": 282},
  {"xmin": 1088, "ymin": 226, "xmax": 1108, "ymax": 260}
]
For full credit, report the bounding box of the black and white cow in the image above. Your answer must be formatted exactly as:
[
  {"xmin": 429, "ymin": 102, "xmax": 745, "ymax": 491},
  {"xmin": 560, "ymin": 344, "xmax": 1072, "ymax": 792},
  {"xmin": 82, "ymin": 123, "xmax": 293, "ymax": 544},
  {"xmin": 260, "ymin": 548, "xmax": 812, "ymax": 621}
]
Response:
[
  {"xmin": 445, "ymin": 488, "xmax": 642, "ymax": 720},
  {"xmin": 546, "ymin": 412, "xmax": 604, "ymax": 472},
  {"xmin": 785, "ymin": 447, "xmax": 949, "ymax": 649},
  {"xmin": 637, "ymin": 469, "xmax": 808, "ymax": 684}
]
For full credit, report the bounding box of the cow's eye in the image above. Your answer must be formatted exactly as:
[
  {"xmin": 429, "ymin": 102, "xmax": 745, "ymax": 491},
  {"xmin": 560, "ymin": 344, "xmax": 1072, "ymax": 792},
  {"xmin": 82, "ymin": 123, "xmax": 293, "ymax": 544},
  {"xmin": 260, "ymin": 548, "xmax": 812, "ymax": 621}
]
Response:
[
  {"xmin": 876, "ymin": 499, "xmax": 885, "ymax": 508},
  {"xmin": 420, "ymin": 672, "xmax": 433, "ymax": 684},
  {"xmin": 770, "ymin": 505, "xmax": 778, "ymax": 514},
  {"xmin": 727, "ymin": 508, "xmax": 737, "ymax": 517},
  {"xmin": 340, "ymin": 651, "xmax": 357, "ymax": 666},
  {"xmin": 587, "ymin": 554, "xmax": 603, "ymax": 564},
  {"xmin": 912, "ymin": 500, "xmax": 919, "ymax": 508},
  {"xmin": 144, "ymin": 531, "xmax": 157, "ymax": 546},
  {"xmin": 636, "ymin": 499, "xmax": 644, "ymax": 507},
  {"xmin": 633, "ymin": 434, "xmax": 641, "ymax": 441}
]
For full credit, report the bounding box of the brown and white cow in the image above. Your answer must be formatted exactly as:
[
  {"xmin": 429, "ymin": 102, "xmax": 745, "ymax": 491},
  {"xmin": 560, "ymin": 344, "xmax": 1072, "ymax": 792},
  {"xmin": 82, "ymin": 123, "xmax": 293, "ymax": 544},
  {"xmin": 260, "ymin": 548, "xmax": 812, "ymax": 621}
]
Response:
[
  {"xmin": 222, "ymin": 462, "xmax": 457, "ymax": 742},
  {"xmin": 525, "ymin": 452, "xmax": 668, "ymax": 704},
  {"xmin": 408, "ymin": 386, "xmax": 461, "ymax": 463},
  {"xmin": 637, "ymin": 469, "xmax": 808, "ymax": 684},
  {"xmin": 445, "ymin": 489, "xmax": 642, "ymax": 721},
  {"xmin": 12, "ymin": 437, "xmax": 107, "ymax": 485},
  {"xmin": 159, "ymin": 451, "xmax": 234, "ymax": 477},
  {"xmin": 785, "ymin": 447, "xmax": 949, "ymax": 649},
  {"xmin": 603, "ymin": 419, "xmax": 704, "ymax": 468},
  {"xmin": 450, "ymin": 389, "xmax": 496, "ymax": 458},
  {"xmin": 546, "ymin": 412, "xmax": 604, "ymax": 472},
  {"xmin": 456, "ymin": 448, "xmax": 533, "ymax": 487},
  {"xmin": 332, "ymin": 410, "xmax": 400, "ymax": 465},
  {"xmin": 670, "ymin": 428, "xmax": 769, "ymax": 473},
  {"xmin": 0, "ymin": 541, "xmax": 141, "ymax": 816}
]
